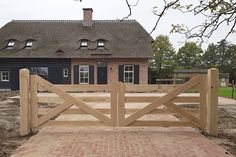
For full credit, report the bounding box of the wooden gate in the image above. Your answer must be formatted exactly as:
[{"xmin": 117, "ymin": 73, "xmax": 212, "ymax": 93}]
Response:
[{"xmin": 20, "ymin": 68, "xmax": 218, "ymax": 136}]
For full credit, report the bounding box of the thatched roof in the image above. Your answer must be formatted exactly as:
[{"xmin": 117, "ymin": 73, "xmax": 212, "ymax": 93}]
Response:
[{"xmin": 0, "ymin": 20, "xmax": 153, "ymax": 58}]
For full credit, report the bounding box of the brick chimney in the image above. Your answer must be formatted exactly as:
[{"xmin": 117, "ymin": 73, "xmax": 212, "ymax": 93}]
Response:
[{"xmin": 83, "ymin": 8, "xmax": 93, "ymax": 26}]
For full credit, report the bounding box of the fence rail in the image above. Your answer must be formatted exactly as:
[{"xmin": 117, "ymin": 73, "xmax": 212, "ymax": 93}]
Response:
[{"xmin": 19, "ymin": 68, "xmax": 219, "ymax": 136}]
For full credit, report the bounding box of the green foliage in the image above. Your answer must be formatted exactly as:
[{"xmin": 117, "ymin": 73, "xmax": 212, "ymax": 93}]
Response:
[
  {"xmin": 149, "ymin": 35, "xmax": 176, "ymax": 79},
  {"xmin": 202, "ymin": 40, "xmax": 236, "ymax": 81},
  {"xmin": 202, "ymin": 43, "xmax": 218, "ymax": 68},
  {"xmin": 219, "ymin": 87, "xmax": 236, "ymax": 99},
  {"xmin": 148, "ymin": 34, "xmax": 236, "ymax": 83},
  {"xmin": 175, "ymin": 42, "xmax": 203, "ymax": 69}
]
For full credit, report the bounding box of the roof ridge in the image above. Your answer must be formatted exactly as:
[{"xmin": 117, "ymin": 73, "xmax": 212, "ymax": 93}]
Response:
[{"xmin": 11, "ymin": 19, "xmax": 137, "ymax": 23}]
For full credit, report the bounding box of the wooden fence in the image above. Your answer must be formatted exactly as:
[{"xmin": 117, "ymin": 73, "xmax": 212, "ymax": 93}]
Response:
[{"xmin": 20, "ymin": 68, "xmax": 219, "ymax": 136}]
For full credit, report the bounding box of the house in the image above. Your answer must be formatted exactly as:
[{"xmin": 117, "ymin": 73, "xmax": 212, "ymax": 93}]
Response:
[{"xmin": 0, "ymin": 8, "xmax": 153, "ymax": 91}]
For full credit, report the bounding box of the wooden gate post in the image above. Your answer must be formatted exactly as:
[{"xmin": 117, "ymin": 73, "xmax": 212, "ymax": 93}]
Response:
[
  {"xmin": 117, "ymin": 82, "xmax": 125, "ymax": 126},
  {"xmin": 110, "ymin": 83, "xmax": 118, "ymax": 127},
  {"xmin": 207, "ymin": 68, "xmax": 219, "ymax": 135},
  {"xmin": 30, "ymin": 75, "xmax": 38, "ymax": 131},
  {"xmin": 20, "ymin": 69, "xmax": 30, "ymax": 136},
  {"xmin": 199, "ymin": 74, "xmax": 207, "ymax": 130}
]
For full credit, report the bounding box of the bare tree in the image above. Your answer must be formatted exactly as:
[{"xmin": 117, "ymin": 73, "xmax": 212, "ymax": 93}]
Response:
[{"xmin": 123, "ymin": 0, "xmax": 236, "ymax": 43}]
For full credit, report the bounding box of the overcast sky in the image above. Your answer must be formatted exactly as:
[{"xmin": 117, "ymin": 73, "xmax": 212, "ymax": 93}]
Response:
[{"xmin": 0, "ymin": 0, "xmax": 235, "ymax": 50}]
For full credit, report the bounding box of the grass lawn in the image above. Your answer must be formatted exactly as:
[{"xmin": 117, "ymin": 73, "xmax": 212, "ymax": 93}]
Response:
[{"xmin": 219, "ymin": 86, "xmax": 236, "ymax": 99}]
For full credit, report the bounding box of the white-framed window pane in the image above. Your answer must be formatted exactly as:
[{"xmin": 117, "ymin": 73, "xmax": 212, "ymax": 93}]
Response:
[
  {"xmin": 98, "ymin": 40, "xmax": 105, "ymax": 47},
  {"xmin": 128, "ymin": 78, "xmax": 133, "ymax": 83},
  {"xmin": 0, "ymin": 71, "xmax": 10, "ymax": 82},
  {"xmin": 29, "ymin": 67, "xmax": 48, "ymax": 79},
  {"xmin": 128, "ymin": 73, "xmax": 133, "ymax": 77},
  {"xmin": 81, "ymin": 40, "xmax": 88, "ymax": 47},
  {"xmin": 84, "ymin": 78, "xmax": 89, "ymax": 83},
  {"xmin": 26, "ymin": 41, "xmax": 33, "ymax": 48},
  {"xmin": 8, "ymin": 41, "xmax": 14, "ymax": 46},
  {"xmin": 124, "ymin": 65, "xmax": 134, "ymax": 84},
  {"xmin": 6, "ymin": 41, "xmax": 15, "ymax": 49},
  {"xmin": 79, "ymin": 65, "xmax": 89, "ymax": 72},
  {"xmin": 79, "ymin": 65, "xmax": 89, "ymax": 84},
  {"xmin": 63, "ymin": 68, "xmax": 68, "ymax": 77},
  {"xmin": 124, "ymin": 78, "xmax": 129, "ymax": 83}
]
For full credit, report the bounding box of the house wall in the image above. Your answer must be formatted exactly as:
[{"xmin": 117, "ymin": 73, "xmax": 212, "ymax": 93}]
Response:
[
  {"xmin": 0, "ymin": 58, "xmax": 149, "ymax": 90},
  {"xmin": 0, "ymin": 58, "xmax": 71, "ymax": 90},
  {"xmin": 71, "ymin": 58, "xmax": 148, "ymax": 84}
]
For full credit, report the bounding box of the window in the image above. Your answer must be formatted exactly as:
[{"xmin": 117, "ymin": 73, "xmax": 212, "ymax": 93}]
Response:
[
  {"xmin": 124, "ymin": 65, "xmax": 134, "ymax": 84},
  {"xmin": 97, "ymin": 62, "xmax": 107, "ymax": 67},
  {"xmin": 80, "ymin": 40, "xmax": 88, "ymax": 48},
  {"xmin": 63, "ymin": 68, "xmax": 69, "ymax": 78},
  {"xmin": 97, "ymin": 40, "xmax": 105, "ymax": 48},
  {"xmin": 79, "ymin": 65, "xmax": 89, "ymax": 84},
  {"xmin": 6, "ymin": 41, "xmax": 15, "ymax": 49},
  {"xmin": 29, "ymin": 67, "xmax": 48, "ymax": 79},
  {"xmin": 0, "ymin": 71, "xmax": 10, "ymax": 82},
  {"xmin": 25, "ymin": 40, "xmax": 33, "ymax": 49}
]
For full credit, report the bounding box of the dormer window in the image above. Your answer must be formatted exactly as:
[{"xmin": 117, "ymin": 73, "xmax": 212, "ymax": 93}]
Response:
[
  {"xmin": 26, "ymin": 40, "xmax": 33, "ymax": 49},
  {"xmin": 98, "ymin": 40, "xmax": 105, "ymax": 48},
  {"xmin": 6, "ymin": 41, "xmax": 15, "ymax": 49},
  {"xmin": 80, "ymin": 40, "xmax": 88, "ymax": 48}
]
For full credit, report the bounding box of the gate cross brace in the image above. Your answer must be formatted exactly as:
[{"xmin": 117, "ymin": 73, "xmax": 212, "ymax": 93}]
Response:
[
  {"xmin": 35, "ymin": 76, "xmax": 111, "ymax": 125},
  {"xmin": 123, "ymin": 75, "xmax": 201, "ymax": 126}
]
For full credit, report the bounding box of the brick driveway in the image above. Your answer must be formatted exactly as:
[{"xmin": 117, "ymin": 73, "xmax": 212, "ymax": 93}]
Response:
[
  {"xmin": 11, "ymin": 94, "xmax": 235, "ymax": 157},
  {"xmin": 12, "ymin": 126, "xmax": 232, "ymax": 157}
]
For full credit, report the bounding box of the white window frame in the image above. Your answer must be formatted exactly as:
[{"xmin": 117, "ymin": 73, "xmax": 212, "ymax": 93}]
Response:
[
  {"xmin": 0, "ymin": 71, "xmax": 10, "ymax": 82},
  {"xmin": 124, "ymin": 65, "xmax": 134, "ymax": 84},
  {"xmin": 98, "ymin": 40, "xmax": 105, "ymax": 47},
  {"xmin": 26, "ymin": 40, "xmax": 33, "ymax": 48},
  {"xmin": 79, "ymin": 65, "xmax": 89, "ymax": 84},
  {"xmin": 63, "ymin": 68, "xmax": 69, "ymax": 78},
  {"xmin": 7, "ymin": 41, "xmax": 15, "ymax": 49},
  {"xmin": 80, "ymin": 40, "xmax": 88, "ymax": 47}
]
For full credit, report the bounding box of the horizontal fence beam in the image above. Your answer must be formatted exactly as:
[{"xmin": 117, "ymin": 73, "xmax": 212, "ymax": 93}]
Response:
[
  {"xmin": 125, "ymin": 84, "xmax": 200, "ymax": 92},
  {"xmin": 38, "ymin": 84, "xmax": 200, "ymax": 93},
  {"xmin": 37, "ymin": 96, "xmax": 200, "ymax": 104},
  {"xmin": 38, "ymin": 84, "xmax": 110, "ymax": 92},
  {"xmin": 41, "ymin": 120, "xmax": 105, "ymax": 128},
  {"xmin": 125, "ymin": 84, "xmax": 179, "ymax": 92},
  {"xmin": 38, "ymin": 96, "xmax": 111, "ymax": 103},
  {"xmin": 125, "ymin": 96, "xmax": 199, "ymax": 103},
  {"xmin": 130, "ymin": 120, "xmax": 194, "ymax": 127},
  {"xmin": 38, "ymin": 108, "xmax": 199, "ymax": 115}
]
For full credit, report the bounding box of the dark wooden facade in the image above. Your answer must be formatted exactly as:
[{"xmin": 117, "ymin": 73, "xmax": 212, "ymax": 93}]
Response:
[{"xmin": 0, "ymin": 58, "xmax": 71, "ymax": 90}]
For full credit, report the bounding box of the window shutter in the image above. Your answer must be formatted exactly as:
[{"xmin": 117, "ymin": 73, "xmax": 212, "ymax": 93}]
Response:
[
  {"xmin": 134, "ymin": 65, "xmax": 139, "ymax": 84},
  {"xmin": 118, "ymin": 65, "xmax": 124, "ymax": 82},
  {"xmin": 89, "ymin": 65, "xmax": 94, "ymax": 84},
  {"xmin": 73, "ymin": 65, "xmax": 79, "ymax": 84}
]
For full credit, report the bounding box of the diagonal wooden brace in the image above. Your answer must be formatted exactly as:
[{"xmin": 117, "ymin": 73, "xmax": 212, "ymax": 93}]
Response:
[{"xmin": 123, "ymin": 75, "xmax": 201, "ymax": 126}]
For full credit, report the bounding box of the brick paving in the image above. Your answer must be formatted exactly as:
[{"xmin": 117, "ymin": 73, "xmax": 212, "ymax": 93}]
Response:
[
  {"xmin": 10, "ymin": 94, "xmax": 235, "ymax": 157},
  {"xmin": 12, "ymin": 126, "xmax": 233, "ymax": 157}
]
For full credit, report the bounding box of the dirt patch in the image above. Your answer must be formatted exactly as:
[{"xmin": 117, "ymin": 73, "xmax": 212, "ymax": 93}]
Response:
[
  {"xmin": 0, "ymin": 91, "xmax": 32, "ymax": 157},
  {"xmin": 0, "ymin": 92, "xmax": 60, "ymax": 157},
  {"xmin": 177, "ymin": 103, "xmax": 236, "ymax": 156},
  {"xmin": 205, "ymin": 104, "xmax": 236, "ymax": 156}
]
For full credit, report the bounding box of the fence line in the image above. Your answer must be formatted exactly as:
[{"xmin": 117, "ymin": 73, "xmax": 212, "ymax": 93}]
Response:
[{"xmin": 19, "ymin": 68, "xmax": 219, "ymax": 136}]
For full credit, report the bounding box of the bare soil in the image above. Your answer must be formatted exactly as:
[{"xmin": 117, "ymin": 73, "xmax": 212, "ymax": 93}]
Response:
[
  {"xmin": 178, "ymin": 103, "xmax": 236, "ymax": 156},
  {"xmin": 0, "ymin": 92, "xmax": 236, "ymax": 156},
  {"xmin": 206, "ymin": 104, "xmax": 236, "ymax": 156},
  {"xmin": 0, "ymin": 92, "xmax": 31, "ymax": 157}
]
